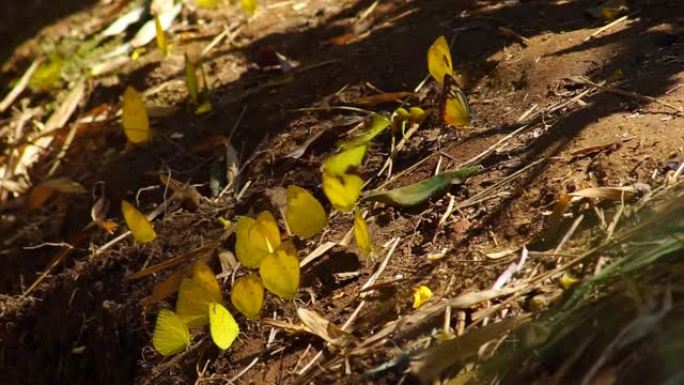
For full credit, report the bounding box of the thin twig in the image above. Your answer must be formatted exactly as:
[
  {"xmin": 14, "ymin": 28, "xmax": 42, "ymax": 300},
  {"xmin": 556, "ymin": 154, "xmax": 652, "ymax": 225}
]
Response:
[
  {"xmin": 0, "ymin": 59, "xmax": 42, "ymax": 113},
  {"xmin": 571, "ymin": 76, "xmax": 683, "ymax": 113}
]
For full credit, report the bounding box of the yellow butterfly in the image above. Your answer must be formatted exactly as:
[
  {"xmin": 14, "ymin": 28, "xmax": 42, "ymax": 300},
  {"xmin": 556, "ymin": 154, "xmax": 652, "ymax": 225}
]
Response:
[
  {"xmin": 427, "ymin": 35, "xmax": 471, "ymax": 127},
  {"xmin": 322, "ymin": 172, "xmax": 364, "ymax": 213},
  {"xmin": 152, "ymin": 309, "xmax": 190, "ymax": 356},
  {"xmin": 427, "ymin": 35, "xmax": 453, "ymax": 85},
  {"xmin": 230, "ymin": 273, "xmax": 264, "ymax": 319},
  {"xmin": 240, "ymin": 0, "xmax": 257, "ymax": 15},
  {"xmin": 353, "ymin": 209, "xmax": 372, "ymax": 256},
  {"xmin": 259, "ymin": 241, "xmax": 300, "ymax": 299},
  {"xmin": 321, "ymin": 145, "xmax": 366, "ymax": 213},
  {"xmin": 285, "ymin": 185, "xmax": 327, "ymax": 239},
  {"xmin": 412, "ymin": 285, "xmax": 433, "ymax": 309},
  {"xmin": 121, "ymin": 200, "xmax": 156, "ymax": 243},
  {"xmin": 122, "ymin": 86, "xmax": 151, "ymax": 144},
  {"xmin": 208, "ymin": 302, "xmax": 240, "ymax": 350},
  {"xmin": 322, "ymin": 145, "xmax": 366, "ymax": 175},
  {"xmin": 176, "ymin": 261, "xmax": 222, "ymax": 328},
  {"xmin": 439, "ymin": 74, "xmax": 471, "ymax": 127},
  {"xmin": 235, "ymin": 211, "xmax": 281, "ymax": 268}
]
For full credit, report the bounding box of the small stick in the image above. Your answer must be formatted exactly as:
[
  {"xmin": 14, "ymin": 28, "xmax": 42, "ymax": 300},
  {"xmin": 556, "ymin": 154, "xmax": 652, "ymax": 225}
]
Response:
[
  {"xmin": 22, "ymin": 193, "xmax": 179, "ymax": 297},
  {"xmin": 571, "ymin": 76, "xmax": 683, "ymax": 113},
  {"xmin": 298, "ymin": 238, "xmax": 401, "ymax": 376},
  {"xmin": 0, "ymin": 59, "xmax": 42, "ymax": 113},
  {"xmin": 585, "ymin": 13, "xmax": 635, "ymax": 41}
]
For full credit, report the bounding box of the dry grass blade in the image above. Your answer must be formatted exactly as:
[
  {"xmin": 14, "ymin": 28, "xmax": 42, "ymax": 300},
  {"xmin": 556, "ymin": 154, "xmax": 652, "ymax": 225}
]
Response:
[
  {"xmin": 14, "ymin": 80, "xmax": 86, "ymax": 180},
  {"xmin": 127, "ymin": 241, "xmax": 221, "ymax": 280},
  {"xmin": 0, "ymin": 59, "xmax": 42, "ymax": 113},
  {"xmin": 409, "ymin": 315, "xmax": 530, "ymax": 384}
]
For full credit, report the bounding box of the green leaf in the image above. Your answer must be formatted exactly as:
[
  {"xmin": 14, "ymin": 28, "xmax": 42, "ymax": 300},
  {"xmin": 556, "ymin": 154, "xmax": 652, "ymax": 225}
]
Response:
[
  {"xmin": 338, "ymin": 115, "xmax": 390, "ymax": 150},
  {"xmin": 361, "ymin": 166, "xmax": 482, "ymax": 207}
]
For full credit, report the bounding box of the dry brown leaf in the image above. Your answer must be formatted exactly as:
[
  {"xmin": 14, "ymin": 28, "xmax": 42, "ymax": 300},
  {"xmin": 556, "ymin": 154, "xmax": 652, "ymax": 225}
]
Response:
[
  {"xmin": 159, "ymin": 173, "xmax": 201, "ymax": 210},
  {"xmin": 410, "ymin": 315, "xmax": 530, "ymax": 384},
  {"xmin": 351, "ymin": 92, "xmax": 414, "ymax": 107},
  {"xmin": 140, "ymin": 267, "xmax": 189, "ymax": 308},
  {"xmin": 328, "ymin": 33, "xmax": 356, "ymax": 45},
  {"xmin": 26, "ymin": 177, "xmax": 87, "ymax": 210},
  {"xmin": 297, "ymin": 308, "xmax": 356, "ymax": 347},
  {"xmin": 569, "ymin": 186, "xmax": 636, "ymax": 201},
  {"xmin": 126, "ymin": 242, "xmax": 219, "ymax": 280},
  {"xmin": 15, "ymin": 80, "xmax": 86, "ymax": 180}
]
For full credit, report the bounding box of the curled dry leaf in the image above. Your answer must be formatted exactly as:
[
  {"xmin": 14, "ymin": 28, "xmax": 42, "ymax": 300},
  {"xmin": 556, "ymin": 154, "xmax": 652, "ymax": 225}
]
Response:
[
  {"xmin": 26, "ymin": 177, "xmax": 87, "ymax": 211},
  {"xmin": 297, "ymin": 308, "xmax": 356, "ymax": 348}
]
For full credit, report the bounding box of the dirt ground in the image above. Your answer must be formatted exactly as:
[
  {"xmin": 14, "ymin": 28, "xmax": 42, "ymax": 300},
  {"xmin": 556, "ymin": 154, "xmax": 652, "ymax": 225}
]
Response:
[{"xmin": 1, "ymin": 0, "xmax": 683, "ymax": 384}]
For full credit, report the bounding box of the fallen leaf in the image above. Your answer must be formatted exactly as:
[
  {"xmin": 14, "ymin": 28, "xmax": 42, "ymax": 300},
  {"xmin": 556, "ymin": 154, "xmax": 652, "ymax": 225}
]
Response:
[
  {"xmin": 159, "ymin": 173, "xmax": 201, "ymax": 210},
  {"xmin": 410, "ymin": 315, "xmax": 529, "ymax": 384},
  {"xmin": 351, "ymin": 92, "xmax": 414, "ymax": 107},
  {"xmin": 569, "ymin": 186, "xmax": 636, "ymax": 202},
  {"xmin": 362, "ymin": 166, "xmax": 482, "ymax": 207},
  {"xmin": 297, "ymin": 307, "xmax": 356, "ymax": 347},
  {"xmin": 26, "ymin": 178, "xmax": 87, "ymax": 210},
  {"xmin": 329, "ymin": 33, "xmax": 357, "ymax": 46},
  {"xmin": 140, "ymin": 267, "xmax": 188, "ymax": 307}
]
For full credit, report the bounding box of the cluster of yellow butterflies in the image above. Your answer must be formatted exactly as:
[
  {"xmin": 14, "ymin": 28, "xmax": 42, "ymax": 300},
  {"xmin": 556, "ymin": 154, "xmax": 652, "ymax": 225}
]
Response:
[
  {"xmin": 427, "ymin": 35, "xmax": 472, "ymax": 128},
  {"xmin": 148, "ymin": 180, "xmax": 372, "ymax": 356},
  {"xmin": 123, "ymin": 34, "xmax": 474, "ymax": 357},
  {"xmin": 153, "ymin": 261, "xmax": 239, "ymax": 355},
  {"xmin": 321, "ymin": 144, "xmax": 374, "ymax": 255}
]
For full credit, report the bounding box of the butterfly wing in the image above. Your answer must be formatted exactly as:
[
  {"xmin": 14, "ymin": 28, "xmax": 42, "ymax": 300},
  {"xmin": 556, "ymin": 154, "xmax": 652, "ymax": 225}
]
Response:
[
  {"xmin": 285, "ymin": 185, "xmax": 327, "ymax": 239},
  {"xmin": 231, "ymin": 273, "xmax": 264, "ymax": 319},
  {"xmin": 322, "ymin": 145, "xmax": 367, "ymax": 175},
  {"xmin": 176, "ymin": 278, "xmax": 218, "ymax": 328},
  {"xmin": 259, "ymin": 241, "xmax": 300, "ymax": 299},
  {"xmin": 440, "ymin": 75, "xmax": 471, "ymax": 127},
  {"xmin": 427, "ymin": 35, "xmax": 454, "ymax": 84},
  {"xmin": 353, "ymin": 208, "xmax": 372, "ymax": 256},
  {"xmin": 209, "ymin": 302, "xmax": 240, "ymax": 350},
  {"xmin": 322, "ymin": 172, "xmax": 363, "ymax": 213},
  {"xmin": 121, "ymin": 200, "xmax": 156, "ymax": 243},
  {"xmin": 152, "ymin": 309, "xmax": 190, "ymax": 356},
  {"xmin": 122, "ymin": 86, "xmax": 151, "ymax": 144}
]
